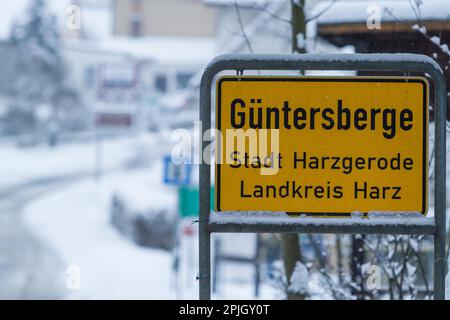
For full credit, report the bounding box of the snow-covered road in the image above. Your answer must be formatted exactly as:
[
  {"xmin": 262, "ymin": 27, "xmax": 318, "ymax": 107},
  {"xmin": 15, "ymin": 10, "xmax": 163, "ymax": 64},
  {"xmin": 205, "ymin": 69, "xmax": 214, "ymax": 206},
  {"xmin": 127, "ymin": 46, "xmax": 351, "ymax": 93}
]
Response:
[
  {"xmin": 23, "ymin": 171, "xmax": 178, "ymax": 299},
  {"xmin": 0, "ymin": 174, "xmax": 84, "ymax": 299},
  {"xmin": 0, "ymin": 133, "xmax": 176, "ymax": 299},
  {"xmin": 0, "ymin": 164, "xmax": 181, "ymax": 299}
]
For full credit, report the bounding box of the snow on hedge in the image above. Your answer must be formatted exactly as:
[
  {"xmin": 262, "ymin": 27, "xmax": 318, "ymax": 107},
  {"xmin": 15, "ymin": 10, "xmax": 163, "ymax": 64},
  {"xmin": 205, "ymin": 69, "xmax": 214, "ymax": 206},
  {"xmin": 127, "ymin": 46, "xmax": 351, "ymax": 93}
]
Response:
[{"xmin": 112, "ymin": 160, "xmax": 177, "ymax": 213}]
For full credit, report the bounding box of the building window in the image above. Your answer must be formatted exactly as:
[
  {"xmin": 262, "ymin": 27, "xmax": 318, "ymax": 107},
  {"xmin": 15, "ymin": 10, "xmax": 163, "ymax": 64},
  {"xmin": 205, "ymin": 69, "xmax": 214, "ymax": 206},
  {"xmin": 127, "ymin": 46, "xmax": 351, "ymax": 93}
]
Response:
[
  {"xmin": 130, "ymin": 0, "xmax": 142, "ymax": 37},
  {"xmin": 132, "ymin": 0, "xmax": 142, "ymax": 11},
  {"xmin": 155, "ymin": 75, "xmax": 167, "ymax": 93},
  {"xmin": 130, "ymin": 16, "xmax": 142, "ymax": 37},
  {"xmin": 176, "ymin": 72, "xmax": 194, "ymax": 89}
]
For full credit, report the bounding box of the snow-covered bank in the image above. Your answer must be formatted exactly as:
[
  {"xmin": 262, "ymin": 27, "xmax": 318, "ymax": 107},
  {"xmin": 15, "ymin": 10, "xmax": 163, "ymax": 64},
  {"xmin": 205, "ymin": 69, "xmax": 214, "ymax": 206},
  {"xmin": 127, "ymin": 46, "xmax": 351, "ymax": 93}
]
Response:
[
  {"xmin": 23, "ymin": 169, "xmax": 177, "ymax": 299},
  {"xmin": 0, "ymin": 133, "xmax": 157, "ymax": 190}
]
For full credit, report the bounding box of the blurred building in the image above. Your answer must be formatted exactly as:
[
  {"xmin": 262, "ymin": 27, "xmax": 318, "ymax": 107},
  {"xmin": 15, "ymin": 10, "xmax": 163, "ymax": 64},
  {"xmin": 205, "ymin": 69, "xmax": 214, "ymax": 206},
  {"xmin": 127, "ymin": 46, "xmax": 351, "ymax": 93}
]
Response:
[
  {"xmin": 108, "ymin": 0, "xmax": 217, "ymax": 96},
  {"xmin": 64, "ymin": 0, "xmax": 113, "ymax": 40},
  {"xmin": 62, "ymin": 40, "xmax": 153, "ymax": 130},
  {"xmin": 112, "ymin": 0, "xmax": 216, "ymax": 37},
  {"xmin": 59, "ymin": 0, "xmax": 218, "ymax": 130}
]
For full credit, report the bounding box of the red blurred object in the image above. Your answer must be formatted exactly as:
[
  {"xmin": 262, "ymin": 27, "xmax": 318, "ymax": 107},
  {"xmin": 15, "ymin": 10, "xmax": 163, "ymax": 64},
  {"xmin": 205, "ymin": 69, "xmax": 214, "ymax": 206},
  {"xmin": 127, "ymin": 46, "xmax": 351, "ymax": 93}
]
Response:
[
  {"xmin": 96, "ymin": 113, "xmax": 132, "ymax": 127},
  {"xmin": 182, "ymin": 225, "xmax": 194, "ymax": 237}
]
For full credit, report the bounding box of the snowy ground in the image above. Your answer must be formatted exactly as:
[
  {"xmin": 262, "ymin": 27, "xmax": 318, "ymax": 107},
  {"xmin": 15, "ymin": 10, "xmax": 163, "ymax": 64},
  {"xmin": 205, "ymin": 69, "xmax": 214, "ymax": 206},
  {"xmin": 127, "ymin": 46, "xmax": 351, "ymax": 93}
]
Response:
[
  {"xmin": 24, "ymin": 171, "xmax": 174, "ymax": 299},
  {"xmin": 1, "ymin": 127, "xmax": 448, "ymax": 299},
  {"xmin": 0, "ymin": 130, "xmax": 277, "ymax": 300},
  {"xmin": 0, "ymin": 133, "xmax": 159, "ymax": 190},
  {"xmin": 23, "ymin": 168, "xmax": 279, "ymax": 300}
]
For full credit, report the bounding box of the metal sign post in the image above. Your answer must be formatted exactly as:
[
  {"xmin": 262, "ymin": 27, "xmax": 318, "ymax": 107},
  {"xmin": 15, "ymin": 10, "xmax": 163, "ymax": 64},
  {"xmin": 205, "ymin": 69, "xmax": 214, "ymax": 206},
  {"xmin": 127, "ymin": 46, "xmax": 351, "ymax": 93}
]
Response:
[{"xmin": 199, "ymin": 54, "xmax": 447, "ymax": 300}]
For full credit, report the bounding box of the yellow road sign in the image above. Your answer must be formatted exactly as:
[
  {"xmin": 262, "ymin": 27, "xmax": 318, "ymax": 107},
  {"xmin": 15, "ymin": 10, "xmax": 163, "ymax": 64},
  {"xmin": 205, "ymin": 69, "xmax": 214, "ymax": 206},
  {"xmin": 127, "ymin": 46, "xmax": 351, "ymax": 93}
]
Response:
[{"xmin": 215, "ymin": 76, "xmax": 428, "ymax": 216}]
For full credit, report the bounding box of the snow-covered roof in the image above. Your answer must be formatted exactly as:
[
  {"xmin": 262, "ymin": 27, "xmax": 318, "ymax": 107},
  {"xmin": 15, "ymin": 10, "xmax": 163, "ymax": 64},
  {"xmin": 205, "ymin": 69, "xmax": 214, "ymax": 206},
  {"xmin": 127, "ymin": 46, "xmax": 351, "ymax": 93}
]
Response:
[
  {"xmin": 94, "ymin": 36, "xmax": 217, "ymax": 65},
  {"xmin": 78, "ymin": 3, "xmax": 113, "ymax": 39},
  {"xmin": 62, "ymin": 39, "xmax": 137, "ymax": 59},
  {"xmin": 313, "ymin": 0, "xmax": 450, "ymax": 25}
]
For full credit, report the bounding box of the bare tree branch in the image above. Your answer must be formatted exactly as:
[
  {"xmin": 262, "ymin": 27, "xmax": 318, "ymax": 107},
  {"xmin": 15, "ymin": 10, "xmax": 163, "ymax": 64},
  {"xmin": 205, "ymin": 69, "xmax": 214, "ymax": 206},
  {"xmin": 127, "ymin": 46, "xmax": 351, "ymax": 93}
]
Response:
[
  {"xmin": 408, "ymin": 0, "xmax": 422, "ymax": 21},
  {"xmin": 233, "ymin": 0, "xmax": 254, "ymax": 54},
  {"xmin": 256, "ymin": 4, "xmax": 292, "ymax": 25},
  {"xmin": 224, "ymin": 25, "xmax": 243, "ymax": 37},
  {"xmin": 385, "ymin": 7, "xmax": 450, "ymax": 66}
]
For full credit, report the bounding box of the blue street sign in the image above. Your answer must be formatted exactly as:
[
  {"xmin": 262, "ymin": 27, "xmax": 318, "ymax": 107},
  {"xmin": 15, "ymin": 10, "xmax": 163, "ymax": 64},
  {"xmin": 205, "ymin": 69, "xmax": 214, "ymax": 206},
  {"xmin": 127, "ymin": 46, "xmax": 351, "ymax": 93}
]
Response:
[{"xmin": 163, "ymin": 155, "xmax": 192, "ymax": 186}]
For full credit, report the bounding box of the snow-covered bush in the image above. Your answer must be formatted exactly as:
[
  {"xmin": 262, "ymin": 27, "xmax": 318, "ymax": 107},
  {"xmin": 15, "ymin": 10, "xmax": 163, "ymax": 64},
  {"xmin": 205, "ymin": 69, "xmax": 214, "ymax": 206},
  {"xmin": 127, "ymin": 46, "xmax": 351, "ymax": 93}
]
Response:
[
  {"xmin": 288, "ymin": 262, "xmax": 309, "ymax": 297},
  {"xmin": 110, "ymin": 193, "xmax": 178, "ymax": 251},
  {"xmin": 361, "ymin": 235, "xmax": 430, "ymax": 300}
]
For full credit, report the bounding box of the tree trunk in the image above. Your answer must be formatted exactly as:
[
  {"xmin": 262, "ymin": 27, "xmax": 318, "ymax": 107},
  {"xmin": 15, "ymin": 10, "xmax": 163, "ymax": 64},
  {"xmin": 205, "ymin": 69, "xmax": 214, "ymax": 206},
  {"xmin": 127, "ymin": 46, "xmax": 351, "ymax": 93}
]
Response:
[
  {"xmin": 280, "ymin": 0, "xmax": 307, "ymax": 300},
  {"xmin": 280, "ymin": 233, "xmax": 304, "ymax": 299},
  {"xmin": 336, "ymin": 235, "xmax": 344, "ymax": 284},
  {"xmin": 351, "ymin": 235, "xmax": 366, "ymax": 299},
  {"xmin": 291, "ymin": 0, "xmax": 306, "ymax": 55}
]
